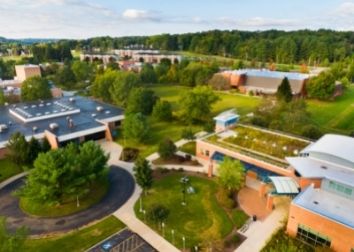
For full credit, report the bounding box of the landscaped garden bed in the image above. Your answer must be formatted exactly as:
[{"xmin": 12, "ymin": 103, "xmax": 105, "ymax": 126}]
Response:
[
  {"xmin": 19, "ymin": 179, "xmax": 109, "ymax": 218},
  {"xmin": 134, "ymin": 171, "xmax": 249, "ymax": 251},
  {"xmin": 261, "ymin": 227, "xmax": 314, "ymax": 252}
]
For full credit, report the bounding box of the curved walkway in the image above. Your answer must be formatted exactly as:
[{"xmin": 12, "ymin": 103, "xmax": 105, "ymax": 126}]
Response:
[
  {"xmin": 0, "ymin": 166, "xmax": 135, "ymax": 235},
  {"xmin": 98, "ymin": 140, "xmax": 180, "ymax": 252}
]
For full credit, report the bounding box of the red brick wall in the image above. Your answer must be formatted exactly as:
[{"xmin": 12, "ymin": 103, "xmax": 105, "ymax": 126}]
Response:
[
  {"xmin": 287, "ymin": 204, "xmax": 354, "ymax": 252},
  {"xmin": 196, "ymin": 140, "xmax": 295, "ymax": 177},
  {"xmin": 0, "ymin": 148, "xmax": 8, "ymax": 159}
]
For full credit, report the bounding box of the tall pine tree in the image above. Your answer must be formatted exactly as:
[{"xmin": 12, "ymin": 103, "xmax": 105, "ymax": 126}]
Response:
[{"xmin": 276, "ymin": 77, "xmax": 293, "ymax": 103}]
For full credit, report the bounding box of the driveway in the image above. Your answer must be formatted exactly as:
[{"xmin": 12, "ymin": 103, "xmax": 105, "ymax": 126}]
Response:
[{"xmin": 0, "ymin": 166, "xmax": 135, "ymax": 235}]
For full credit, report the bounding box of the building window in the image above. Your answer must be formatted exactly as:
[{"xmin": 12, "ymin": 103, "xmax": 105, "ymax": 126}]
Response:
[
  {"xmin": 205, "ymin": 150, "xmax": 210, "ymax": 157},
  {"xmin": 297, "ymin": 225, "xmax": 331, "ymax": 248}
]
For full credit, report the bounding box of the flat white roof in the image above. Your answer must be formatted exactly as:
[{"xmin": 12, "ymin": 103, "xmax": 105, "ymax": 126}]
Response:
[
  {"xmin": 269, "ymin": 176, "xmax": 300, "ymax": 194},
  {"xmin": 287, "ymin": 157, "xmax": 354, "ymax": 186},
  {"xmin": 293, "ymin": 185, "xmax": 354, "ymax": 229},
  {"xmin": 213, "ymin": 109, "xmax": 239, "ymax": 122},
  {"xmin": 302, "ymin": 134, "xmax": 354, "ymax": 165}
]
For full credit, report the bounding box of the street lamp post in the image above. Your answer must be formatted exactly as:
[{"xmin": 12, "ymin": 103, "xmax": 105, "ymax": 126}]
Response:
[
  {"xmin": 171, "ymin": 229, "xmax": 175, "ymax": 244},
  {"xmin": 139, "ymin": 197, "xmax": 143, "ymax": 212},
  {"xmin": 162, "ymin": 222, "xmax": 165, "ymax": 237},
  {"xmin": 143, "ymin": 210, "xmax": 146, "ymax": 221},
  {"xmin": 76, "ymin": 195, "xmax": 80, "ymax": 208},
  {"xmin": 180, "ymin": 176, "xmax": 190, "ymax": 206},
  {"xmin": 182, "ymin": 236, "xmax": 186, "ymax": 251}
]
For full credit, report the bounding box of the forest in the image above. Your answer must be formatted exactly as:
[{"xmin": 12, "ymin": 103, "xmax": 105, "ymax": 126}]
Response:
[{"xmin": 75, "ymin": 29, "xmax": 354, "ymax": 65}]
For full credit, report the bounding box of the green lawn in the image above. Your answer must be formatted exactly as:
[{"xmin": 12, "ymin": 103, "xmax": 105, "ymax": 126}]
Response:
[
  {"xmin": 23, "ymin": 216, "xmax": 125, "ymax": 252},
  {"xmin": 307, "ymin": 85, "xmax": 354, "ymax": 134},
  {"xmin": 0, "ymin": 159, "xmax": 23, "ymax": 183},
  {"xmin": 117, "ymin": 85, "xmax": 259, "ymax": 158},
  {"xmin": 116, "ymin": 117, "xmax": 202, "ymax": 158},
  {"xmin": 178, "ymin": 141, "xmax": 196, "ymax": 156},
  {"xmin": 134, "ymin": 173, "xmax": 234, "ymax": 249},
  {"xmin": 149, "ymin": 85, "xmax": 260, "ymax": 116},
  {"xmin": 19, "ymin": 179, "xmax": 109, "ymax": 217}
]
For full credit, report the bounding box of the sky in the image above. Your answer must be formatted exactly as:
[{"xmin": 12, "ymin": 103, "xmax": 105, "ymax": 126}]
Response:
[{"xmin": 0, "ymin": 0, "xmax": 353, "ymax": 39}]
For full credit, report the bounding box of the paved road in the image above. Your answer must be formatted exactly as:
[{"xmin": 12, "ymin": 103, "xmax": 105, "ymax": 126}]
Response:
[{"xmin": 0, "ymin": 166, "xmax": 135, "ymax": 235}]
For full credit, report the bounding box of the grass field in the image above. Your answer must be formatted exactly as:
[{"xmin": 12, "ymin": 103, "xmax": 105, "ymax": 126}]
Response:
[
  {"xmin": 179, "ymin": 141, "xmax": 196, "ymax": 156},
  {"xmin": 118, "ymin": 85, "xmax": 259, "ymax": 157},
  {"xmin": 0, "ymin": 159, "xmax": 22, "ymax": 183},
  {"xmin": 23, "ymin": 216, "xmax": 125, "ymax": 252},
  {"xmin": 149, "ymin": 85, "xmax": 261, "ymax": 116},
  {"xmin": 307, "ymin": 85, "xmax": 354, "ymax": 134},
  {"xmin": 19, "ymin": 179, "xmax": 109, "ymax": 217},
  {"xmin": 134, "ymin": 173, "xmax": 234, "ymax": 249}
]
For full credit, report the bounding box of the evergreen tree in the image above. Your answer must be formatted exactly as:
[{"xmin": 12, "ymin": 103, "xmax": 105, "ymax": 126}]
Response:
[
  {"xmin": 158, "ymin": 139, "xmax": 177, "ymax": 160},
  {"xmin": 27, "ymin": 137, "xmax": 42, "ymax": 165},
  {"xmin": 276, "ymin": 77, "xmax": 293, "ymax": 103},
  {"xmin": 6, "ymin": 132, "xmax": 29, "ymax": 166},
  {"xmin": 133, "ymin": 156, "xmax": 153, "ymax": 194},
  {"xmin": 152, "ymin": 100, "xmax": 173, "ymax": 121},
  {"xmin": 0, "ymin": 88, "xmax": 5, "ymax": 106}
]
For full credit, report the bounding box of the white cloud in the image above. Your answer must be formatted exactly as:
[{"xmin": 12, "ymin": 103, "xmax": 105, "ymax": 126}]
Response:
[
  {"xmin": 335, "ymin": 1, "xmax": 354, "ymax": 16},
  {"xmin": 218, "ymin": 16, "xmax": 297, "ymax": 28},
  {"xmin": 122, "ymin": 9, "xmax": 160, "ymax": 22}
]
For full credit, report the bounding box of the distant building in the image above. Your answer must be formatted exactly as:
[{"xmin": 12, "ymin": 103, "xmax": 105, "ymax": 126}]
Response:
[
  {"xmin": 80, "ymin": 54, "xmax": 119, "ymax": 65},
  {"xmin": 286, "ymin": 134, "xmax": 354, "ymax": 252},
  {"xmin": 0, "ymin": 96, "xmax": 124, "ymax": 158},
  {"xmin": 15, "ymin": 64, "xmax": 41, "ymax": 82},
  {"xmin": 114, "ymin": 49, "xmax": 182, "ymax": 64},
  {"xmin": 219, "ymin": 69, "xmax": 310, "ymax": 96}
]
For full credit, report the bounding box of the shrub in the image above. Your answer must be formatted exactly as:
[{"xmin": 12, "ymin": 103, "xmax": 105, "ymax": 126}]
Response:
[
  {"xmin": 158, "ymin": 139, "xmax": 177, "ymax": 160},
  {"xmin": 181, "ymin": 128, "xmax": 195, "ymax": 140},
  {"xmin": 216, "ymin": 187, "xmax": 235, "ymax": 209},
  {"xmin": 120, "ymin": 147, "xmax": 139, "ymax": 162},
  {"xmin": 301, "ymin": 125, "xmax": 322, "ymax": 140},
  {"xmin": 147, "ymin": 205, "xmax": 170, "ymax": 223}
]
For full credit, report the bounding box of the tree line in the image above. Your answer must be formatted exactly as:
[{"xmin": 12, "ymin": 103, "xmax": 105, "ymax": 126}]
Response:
[{"xmin": 74, "ymin": 29, "xmax": 354, "ymax": 65}]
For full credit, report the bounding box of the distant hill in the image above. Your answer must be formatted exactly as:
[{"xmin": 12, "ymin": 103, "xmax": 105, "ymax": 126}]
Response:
[{"xmin": 0, "ymin": 37, "xmax": 58, "ymax": 44}]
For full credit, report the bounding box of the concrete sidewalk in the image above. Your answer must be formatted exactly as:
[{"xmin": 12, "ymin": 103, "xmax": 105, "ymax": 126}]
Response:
[
  {"xmin": 99, "ymin": 141, "xmax": 180, "ymax": 252},
  {"xmin": 0, "ymin": 172, "xmax": 28, "ymax": 190},
  {"xmin": 236, "ymin": 198, "xmax": 289, "ymax": 252}
]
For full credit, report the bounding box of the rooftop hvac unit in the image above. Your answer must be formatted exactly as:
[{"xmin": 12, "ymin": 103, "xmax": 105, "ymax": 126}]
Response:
[
  {"xmin": 49, "ymin": 123, "xmax": 59, "ymax": 130},
  {"xmin": 96, "ymin": 106, "xmax": 104, "ymax": 112},
  {"xmin": 0, "ymin": 124, "xmax": 8, "ymax": 133}
]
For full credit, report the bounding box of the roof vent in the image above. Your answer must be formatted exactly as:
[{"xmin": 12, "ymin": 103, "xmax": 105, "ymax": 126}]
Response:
[
  {"xmin": 32, "ymin": 126, "xmax": 38, "ymax": 132},
  {"xmin": 96, "ymin": 106, "xmax": 104, "ymax": 112},
  {"xmin": 49, "ymin": 123, "xmax": 59, "ymax": 130},
  {"xmin": 105, "ymin": 110, "xmax": 111, "ymax": 114},
  {"xmin": 313, "ymin": 201, "xmax": 319, "ymax": 205},
  {"xmin": 320, "ymin": 165, "xmax": 328, "ymax": 170},
  {"xmin": 69, "ymin": 97, "xmax": 75, "ymax": 102},
  {"xmin": 92, "ymin": 113, "xmax": 96, "ymax": 117}
]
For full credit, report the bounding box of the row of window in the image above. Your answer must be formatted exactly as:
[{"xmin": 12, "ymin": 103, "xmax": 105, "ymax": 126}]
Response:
[
  {"xmin": 297, "ymin": 225, "xmax": 331, "ymax": 248},
  {"xmin": 328, "ymin": 181, "xmax": 353, "ymax": 196}
]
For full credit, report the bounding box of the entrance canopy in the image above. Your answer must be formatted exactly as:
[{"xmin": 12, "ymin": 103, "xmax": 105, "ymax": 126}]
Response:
[{"xmin": 269, "ymin": 176, "xmax": 300, "ymax": 195}]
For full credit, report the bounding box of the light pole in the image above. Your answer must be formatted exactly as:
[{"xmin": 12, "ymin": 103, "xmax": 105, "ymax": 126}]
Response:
[
  {"xmin": 143, "ymin": 210, "xmax": 146, "ymax": 221},
  {"xmin": 171, "ymin": 229, "xmax": 175, "ymax": 244},
  {"xmin": 139, "ymin": 197, "xmax": 143, "ymax": 212},
  {"xmin": 76, "ymin": 195, "xmax": 80, "ymax": 208},
  {"xmin": 162, "ymin": 222, "xmax": 165, "ymax": 237},
  {"xmin": 180, "ymin": 176, "xmax": 189, "ymax": 206},
  {"xmin": 182, "ymin": 236, "xmax": 186, "ymax": 251}
]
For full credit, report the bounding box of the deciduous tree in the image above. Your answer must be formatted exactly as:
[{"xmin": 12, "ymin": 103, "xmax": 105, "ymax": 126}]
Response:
[
  {"xmin": 21, "ymin": 77, "xmax": 52, "ymax": 102},
  {"xmin": 218, "ymin": 157, "xmax": 245, "ymax": 192}
]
